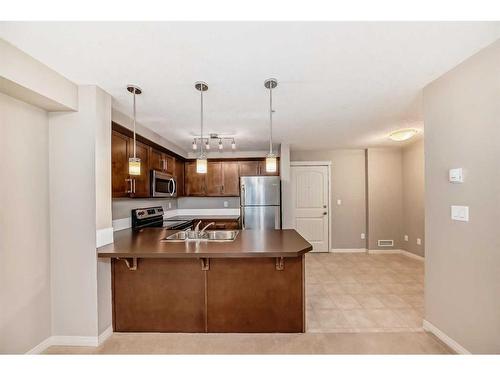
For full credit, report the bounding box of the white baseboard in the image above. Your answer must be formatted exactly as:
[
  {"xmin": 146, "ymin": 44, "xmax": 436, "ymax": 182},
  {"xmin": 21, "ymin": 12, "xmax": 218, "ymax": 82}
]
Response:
[
  {"xmin": 25, "ymin": 336, "xmax": 53, "ymax": 354},
  {"xmin": 331, "ymin": 248, "xmax": 367, "ymax": 253},
  {"xmin": 400, "ymin": 249, "xmax": 425, "ymax": 261},
  {"xmin": 98, "ymin": 325, "xmax": 113, "ymax": 345},
  {"xmin": 96, "ymin": 227, "xmax": 114, "ymax": 247},
  {"xmin": 26, "ymin": 326, "xmax": 113, "ymax": 354},
  {"xmin": 423, "ymin": 320, "xmax": 470, "ymax": 354}
]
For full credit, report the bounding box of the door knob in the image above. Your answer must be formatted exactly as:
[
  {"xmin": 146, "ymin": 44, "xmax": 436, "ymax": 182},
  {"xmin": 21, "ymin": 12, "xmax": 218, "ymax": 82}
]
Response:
[
  {"xmin": 323, "ymin": 212, "xmax": 327, "ymax": 215},
  {"xmin": 323, "ymin": 205, "xmax": 327, "ymax": 208}
]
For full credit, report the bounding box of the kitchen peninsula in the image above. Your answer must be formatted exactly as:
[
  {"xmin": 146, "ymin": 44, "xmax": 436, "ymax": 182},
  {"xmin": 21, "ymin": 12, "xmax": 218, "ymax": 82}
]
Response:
[{"xmin": 98, "ymin": 228, "xmax": 312, "ymax": 333}]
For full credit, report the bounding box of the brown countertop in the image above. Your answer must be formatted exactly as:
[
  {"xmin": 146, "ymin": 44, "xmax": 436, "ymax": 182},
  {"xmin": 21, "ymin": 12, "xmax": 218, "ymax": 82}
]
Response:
[{"xmin": 97, "ymin": 229, "xmax": 312, "ymax": 258}]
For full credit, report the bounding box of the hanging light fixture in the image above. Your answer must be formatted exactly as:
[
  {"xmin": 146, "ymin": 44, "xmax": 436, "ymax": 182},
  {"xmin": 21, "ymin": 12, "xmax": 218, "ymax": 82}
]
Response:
[
  {"xmin": 218, "ymin": 139, "xmax": 223, "ymax": 150},
  {"xmin": 192, "ymin": 140, "xmax": 197, "ymax": 150},
  {"xmin": 205, "ymin": 140, "xmax": 210, "ymax": 150},
  {"xmin": 127, "ymin": 85, "xmax": 142, "ymax": 175},
  {"xmin": 195, "ymin": 81, "xmax": 208, "ymax": 174},
  {"xmin": 231, "ymin": 139, "xmax": 236, "ymax": 150},
  {"xmin": 264, "ymin": 78, "xmax": 278, "ymax": 173}
]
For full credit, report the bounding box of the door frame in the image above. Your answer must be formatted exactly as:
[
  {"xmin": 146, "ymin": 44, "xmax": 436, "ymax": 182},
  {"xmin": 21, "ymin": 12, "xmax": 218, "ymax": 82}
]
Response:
[{"xmin": 290, "ymin": 161, "xmax": 332, "ymax": 252}]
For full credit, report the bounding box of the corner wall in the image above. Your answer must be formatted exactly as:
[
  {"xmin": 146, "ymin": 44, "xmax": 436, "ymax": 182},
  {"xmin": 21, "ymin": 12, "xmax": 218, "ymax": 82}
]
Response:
[
  {"xmin": 423, "ymin": 40, "xmax": 500, "ymax": 354},
  {"xmin": 402, "ymin": 139, "xmax": 425, "ymax": 256},
  {"xmin": 0, "ymin": 93, "xmax": 51, "ymax": 353}
]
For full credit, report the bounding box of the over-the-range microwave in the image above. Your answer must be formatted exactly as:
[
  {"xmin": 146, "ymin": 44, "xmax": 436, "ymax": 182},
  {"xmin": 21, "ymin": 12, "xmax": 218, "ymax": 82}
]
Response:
[{"xmin": 150, "ymin": 170, "xmax": 177, "ymax": 197}]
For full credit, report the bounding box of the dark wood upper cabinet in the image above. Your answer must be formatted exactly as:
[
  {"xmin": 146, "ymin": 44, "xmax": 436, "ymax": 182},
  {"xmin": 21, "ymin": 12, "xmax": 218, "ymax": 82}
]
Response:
[
  {"xmin": 238, "ymin": 161, "xmax": 260, "ymax": 176},
  {"xmin": 174, "ymin": 159, "xmax": 185, "ymax": 197},
  {"xmin": 112, "ymin": 131, "xmax": 131, "ymax": 198},
  {"xmin": 150, "ymin": 148, "xmax": 164, "ymax": 172},
  {"xmin": 206, "ymin": 162, "xmax": 223, "ymax": 196},
  {"xmin": 165, "ymin": 155, "xmax": 175, "ymax": 175},
  {"xmin": 185, "ymin": 161, "xmax": 207, "ymax": 196},
  {"xmin": 222, "ymin": 162, "xmax": 240, "ymax": 196}
]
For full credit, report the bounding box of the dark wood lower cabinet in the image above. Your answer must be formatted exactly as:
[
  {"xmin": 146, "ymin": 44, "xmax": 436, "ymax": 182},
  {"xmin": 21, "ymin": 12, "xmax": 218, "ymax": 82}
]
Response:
[
  {"xmin": 112, "ymin": 255, "xmax": 304, "ymax": 333},
  {"xmin": 112, "ymin": 258, "xmax": 205, "ymax": 332}
]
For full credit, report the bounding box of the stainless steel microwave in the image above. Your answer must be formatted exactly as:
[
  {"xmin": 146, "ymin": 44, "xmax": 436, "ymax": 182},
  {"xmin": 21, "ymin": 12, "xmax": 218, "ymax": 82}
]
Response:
[{"xmin": 150, "ymin": 170, "xmax": 177, "ymax": 197}]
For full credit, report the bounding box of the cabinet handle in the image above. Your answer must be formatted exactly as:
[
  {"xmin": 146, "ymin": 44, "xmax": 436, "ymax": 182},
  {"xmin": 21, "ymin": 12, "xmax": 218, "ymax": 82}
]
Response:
[
  {"xmin": 133, "ymin": 179, "xmax": 136, "ymax": 193},
  {"xmin": 125, "ymin": 178, "xmax": 132, "ymax": 193}
]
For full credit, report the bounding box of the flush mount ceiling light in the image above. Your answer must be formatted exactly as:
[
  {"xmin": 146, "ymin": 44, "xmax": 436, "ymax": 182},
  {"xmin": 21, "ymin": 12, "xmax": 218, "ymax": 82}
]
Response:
[
  {"xmin": 127, "ymin": 84, "xmax": 142, "ymax": 175},
  {"xmin": 195, "ymin": 81, "xmax": 208, "ymax": 174},
  {"xmin": 389, "ymin": 128, "xmax": 418, "ymax": 142},
  {"xmin": 264, "ymin": 78, "xmax": 278, "ymax": 173}
]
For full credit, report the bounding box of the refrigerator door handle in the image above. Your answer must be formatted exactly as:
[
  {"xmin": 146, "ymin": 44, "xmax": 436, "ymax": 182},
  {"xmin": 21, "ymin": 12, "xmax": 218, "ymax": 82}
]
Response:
[
  {"xmin": 241, "ymin": 208, "xmax": 245, "ymax": 229},
  {"xmin": 241, "ymin": 184, "xmax": 246, "ymax": 206}
]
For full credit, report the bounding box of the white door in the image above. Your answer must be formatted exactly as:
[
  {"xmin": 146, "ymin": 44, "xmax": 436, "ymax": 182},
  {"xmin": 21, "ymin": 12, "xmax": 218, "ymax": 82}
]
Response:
[{"xmin": 290, "ymin": 165, "xmax": 329, "ymax": 252}]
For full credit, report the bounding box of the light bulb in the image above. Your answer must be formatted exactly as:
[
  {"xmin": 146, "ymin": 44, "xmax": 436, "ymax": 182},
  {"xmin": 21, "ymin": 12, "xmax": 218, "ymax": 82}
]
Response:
[
  {"xmin": 192, "ymin": 141, "xmax": 197, "ymax": 150},
  {"xmin": 205, "ymin": 141, "xmax": 210, "ymax": 150},
  {"xmin": 128, "ymin": 157, "xmax": 141, "ymax": 175},
  {"xmin": 231, "ymin": 140, "xmax": 236, "ymax": 150},
  {"xmin": 196, "ymin": 157, "xmax": 207, "ymax": 174},
  {"xmin": 218, "ymin": 140, "xmax": 223, "ymax": 150},
  {"xmin": 265, "ymin": 155, "xmax": 277, "ymax": 173}
]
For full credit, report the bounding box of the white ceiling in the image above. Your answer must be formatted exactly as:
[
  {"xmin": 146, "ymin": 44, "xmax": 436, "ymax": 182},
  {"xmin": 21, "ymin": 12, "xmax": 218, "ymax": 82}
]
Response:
[{"xmin": 1, "ymin": 22, "xmax": 499, "ymax": 151}]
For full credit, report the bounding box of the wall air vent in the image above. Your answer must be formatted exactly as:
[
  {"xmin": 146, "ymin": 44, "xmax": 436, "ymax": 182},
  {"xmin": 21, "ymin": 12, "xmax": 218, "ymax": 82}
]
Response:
[{"xmin": 378, "ymin": 240, "xmax": 394, "ymax": 247}]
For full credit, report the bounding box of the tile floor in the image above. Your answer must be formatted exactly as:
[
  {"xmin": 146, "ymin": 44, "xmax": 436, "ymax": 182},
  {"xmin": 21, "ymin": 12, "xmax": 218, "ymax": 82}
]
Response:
[{"xmin": 305, "ymin": 252, "xmax": 424, "ymax": 333}]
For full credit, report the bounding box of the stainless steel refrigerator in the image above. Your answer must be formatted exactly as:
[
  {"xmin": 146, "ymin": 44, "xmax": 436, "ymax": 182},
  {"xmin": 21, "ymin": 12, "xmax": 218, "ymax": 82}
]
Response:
[{"xmin": 240, "ymin": 176, "xmax": 281, "ymax": 230}]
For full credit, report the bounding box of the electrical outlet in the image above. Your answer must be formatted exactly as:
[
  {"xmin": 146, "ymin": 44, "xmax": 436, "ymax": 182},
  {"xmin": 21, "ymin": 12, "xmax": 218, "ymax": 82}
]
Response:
[
  {"xmin": 168, "ymin": 202, "xmax": 172, "ymax": 209},
  {"xmin": 361, "ymin": 233, "xmax": 365, "ymax": 240},
  {"xmin": 404, "ymin": 235, "xmax": 408, "ymax": 242},
  {"xmin": 224, "ymin": 201, "xmax": 229, "ymax": 208},
  {"xmin": 417, "ymin": 238, "xmax": 422, "ymax": 245}
]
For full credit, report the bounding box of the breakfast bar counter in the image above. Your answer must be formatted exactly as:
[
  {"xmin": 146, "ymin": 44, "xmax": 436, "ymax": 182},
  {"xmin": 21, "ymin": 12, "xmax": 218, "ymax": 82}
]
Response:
[{"xmin": 97, "ymin": 228, "xmax": 312, "ymax": 333}]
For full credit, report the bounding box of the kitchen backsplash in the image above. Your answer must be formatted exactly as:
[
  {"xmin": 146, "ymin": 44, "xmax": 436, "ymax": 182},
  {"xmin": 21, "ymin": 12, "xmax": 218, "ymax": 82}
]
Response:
[
  {"xmin": 112, "ymin": 198, "xmax": 177, "ymax": 220},
  {"xmin": 177, "ymin": 197, "xmax": 240, "ymax": 209}
]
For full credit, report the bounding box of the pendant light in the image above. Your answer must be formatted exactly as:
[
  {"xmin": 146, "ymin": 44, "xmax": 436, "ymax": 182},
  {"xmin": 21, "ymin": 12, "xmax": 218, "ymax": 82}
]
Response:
[
  {"xmin": 264, "ymin": 78, "xmax": 278, "ymax": 173},
  {"xmin": 195, "ymin": 81, "xmax": 208, "ymax": 174},
  {"xmin": 127, "ymin": 85, "xmax": 142, "ymax": 175}
]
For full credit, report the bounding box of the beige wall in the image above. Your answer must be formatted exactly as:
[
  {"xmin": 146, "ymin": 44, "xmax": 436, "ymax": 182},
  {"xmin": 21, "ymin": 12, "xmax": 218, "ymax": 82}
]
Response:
[
  {"xmin": 0, "ymin": 93, "xmax": 51, "ymax": 353},
  {"xmin": 423, "ymin": 40, "xmax": 500, "ymax": 354},
  {"xmin": 402, "ymin": 139, "xmax": 425, "ymax": 256},
  {"xmin": 49, "ymin": 85, "xmax": 112, "ymax": 337},
  {"xmin": 290, "ymin": 149, "xmax": 366, "ymax": 249},
  {"xmin": 0, "ymin": 38, "xmax": 78, "ymax": 111},
  {"xmin": 366, "ymin": 148, "xmax": 403, "ymax": 250}
]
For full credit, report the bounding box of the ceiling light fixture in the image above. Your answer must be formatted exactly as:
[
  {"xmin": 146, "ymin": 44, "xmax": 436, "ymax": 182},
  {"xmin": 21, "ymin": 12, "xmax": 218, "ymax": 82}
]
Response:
[
  {"xmin": 264, "ymin": 78, "xmax": 278, "ymax": 173},
  {"xmin": 195, "ymin": 81, "xmax": 208, "ymax": 174},
  {"xmin": 218, "ymin": 139, "xmax": 223, "ymax": 151},
  {"xmin": 389, "ymin": 128, "xmax": 418, "ymax": 142},
  {"xmin": 192, "ymin": 140, "xmax": 197, "ymax": 150},
  {"xmin": 127, "ymin": 84, "xmax": 142, "ymax": 176},
  {"xmin": 231, "ymin": 139, "xmax": 236, "ymax": 150},
  {"xmin": 205, "ymin": 140, "xmax": 210, "ymax": 150}
]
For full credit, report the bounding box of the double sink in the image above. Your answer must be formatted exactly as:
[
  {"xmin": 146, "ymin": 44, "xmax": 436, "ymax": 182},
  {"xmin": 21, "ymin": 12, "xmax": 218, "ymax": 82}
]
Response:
[{"xmin": 163, "ymin": 229, "xmax": 239, "ymax": 242}]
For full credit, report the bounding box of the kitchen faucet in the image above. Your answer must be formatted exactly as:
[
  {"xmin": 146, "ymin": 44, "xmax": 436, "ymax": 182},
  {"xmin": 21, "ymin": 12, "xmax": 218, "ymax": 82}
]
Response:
[{"xmin": 201, "ymin": 222, "xmax": 215, "ymax": 232}]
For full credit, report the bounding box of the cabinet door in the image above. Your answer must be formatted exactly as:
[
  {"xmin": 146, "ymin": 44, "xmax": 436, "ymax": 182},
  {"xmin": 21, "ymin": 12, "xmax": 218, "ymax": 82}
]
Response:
[
  {"xmin": 258, "ymin": 159, "xmax": 280, "ymax": 176},
  {"xmin": 206, "ymin": 162, "xmax": 223, "ymax": 196},
  {"xmin": 222, "ymin": 162, "xmax": 240, "ymax": 196},
  {"xmin": 185, "ymin": 162, "xmax": 207, "ymax": 196},
  {"xmin": 238, "ymin": 161, "xmax": 260, "ymax": 176},
  {"xmin": 174, "ymin": 159, "xmax": 185, "ymax": 196},
  {"xmin": 112, "ymin": 131, "xmax": 131, "ymax": 198},
  {"xmin": 128, "ymin": 140, "xmax": 150, "ymax": 197},
  {"xmin": 165, "ymin": 155, "xmax": 175, "ymax": 175},
  {"xmin": 150, "ymin": 148, "xmax": 163, "ymax": 171}
]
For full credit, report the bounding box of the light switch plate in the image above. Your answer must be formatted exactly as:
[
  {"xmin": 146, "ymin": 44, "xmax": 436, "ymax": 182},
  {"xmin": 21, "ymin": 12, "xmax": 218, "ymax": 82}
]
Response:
[
  {"xmin": 337, "ymin": 199, "xmax": 342, "ymax": 205},
  {"xmin": 361, "ymin": 233, "xmax": 365, "ymax": 240},
  {"xmin": 417, "ymin": 238, "xmax": 422, "ymax": 245},
  {"xmin": 449, "ymin": 168, "xmax": 464, "ymax": 183},
  {"xmin": 451, "ymin": 205, "xmax": 469, "ymax": 222},
  {"xmin": 404, "ymin": 234, "xmax": 409, "ymax": 242}
]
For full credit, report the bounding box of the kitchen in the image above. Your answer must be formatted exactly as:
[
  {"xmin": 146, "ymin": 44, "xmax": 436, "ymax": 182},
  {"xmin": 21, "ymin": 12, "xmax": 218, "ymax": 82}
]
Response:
[{"xmin": 1, "ymin": 19, "xmax": 500, "ymax": 364}]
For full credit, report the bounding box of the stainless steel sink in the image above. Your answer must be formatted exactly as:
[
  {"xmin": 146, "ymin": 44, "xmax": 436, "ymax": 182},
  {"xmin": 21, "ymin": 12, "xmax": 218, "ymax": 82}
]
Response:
[
  {"xmin": 162, "ymin": 230, "xmax": 239, "ymax": 242},
  {"xmin": 207, "ymin": 230, "xmax": 239, "ymax": 241}
]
